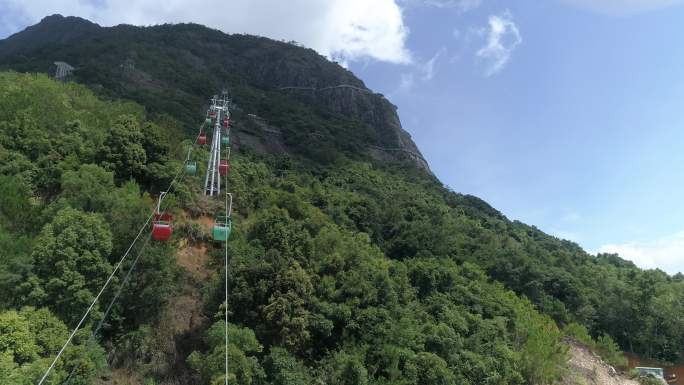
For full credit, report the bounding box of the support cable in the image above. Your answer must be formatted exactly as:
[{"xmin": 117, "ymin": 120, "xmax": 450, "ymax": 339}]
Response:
[
  {"xmin": 37, "ymin": 132, "xmax": 199, "ymax": 385},
  {"xmin": 224, "ymin": 190, "xmax": 229, "ymax": 385},
  {"xmin": 63, "ymin": 233, "xmax": 152, "ymax": 385},
  {"xmin": 222, "ymin": 100, "xmax": 232, "ymax": 385},
  {"xmin": 37, "ymin": 212, "xmax": 153, "ymax": 385}
]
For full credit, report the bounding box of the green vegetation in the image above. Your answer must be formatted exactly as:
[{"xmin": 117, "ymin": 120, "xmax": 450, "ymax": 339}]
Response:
[
  {"xmin": 0, "ymin": 72, "xmax": 180, "ymax": 383},
  {"xmin": 0, "ymin": 306, "xmax": 106, "ymax": 385},
  {"xmin": 564, "ymin": 323, "xmax": 628, "ymax": 369},
  {"xmin": 0, "ymin": 71, "xmax": 569, "ymax": 384},
  {"xmin": 1, "ymin": 19, "xmax": 684, "ymax": 383}
]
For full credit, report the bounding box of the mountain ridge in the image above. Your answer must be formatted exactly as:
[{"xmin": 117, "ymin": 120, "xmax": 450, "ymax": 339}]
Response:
[
  {"xmin": 3, "ymin": 14, "xmax": 684, "ymax": 385},
  {"xmin": 0, "ymin": 14, "xmax": 430, "ymax": 170}
]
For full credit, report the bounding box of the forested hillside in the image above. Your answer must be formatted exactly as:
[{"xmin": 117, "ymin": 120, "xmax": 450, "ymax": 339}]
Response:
[
  {"xmin": 0, "ymin": 15, "xmax": 428, "ymax": 169},
  {"xmin": 0, "ymin": 72, "xmax": 568, "ymax": 384},
  {"xmin": 0, "ymin": 15, "xmax": 683, "ymax": 385}
]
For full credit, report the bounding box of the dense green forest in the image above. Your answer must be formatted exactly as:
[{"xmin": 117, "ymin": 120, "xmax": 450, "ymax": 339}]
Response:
[
  {"xmin": 1, "ymin": 17, "xmax": 684, "ymax": 385},
  {"xmin": 0, "ymin": 71, "xmax": 570, "ymax": 384}
]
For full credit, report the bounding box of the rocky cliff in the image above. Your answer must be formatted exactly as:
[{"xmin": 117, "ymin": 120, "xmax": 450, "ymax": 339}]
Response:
[{"xmin": 0, "ymin": 15, "xmax": 429, "ymax": 170}]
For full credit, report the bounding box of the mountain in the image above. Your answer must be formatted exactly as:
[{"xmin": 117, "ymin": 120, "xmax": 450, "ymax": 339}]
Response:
[
  {"xmin": 0, "ymin": 14, "xmax": 429, "ymax": 170},
  {"xmin": 0, "ymin": 14, "xmax": 681, "ymax": 385}
]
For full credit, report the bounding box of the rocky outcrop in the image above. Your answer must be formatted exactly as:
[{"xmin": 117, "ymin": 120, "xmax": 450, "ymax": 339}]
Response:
[
  {"xmin": 563, "ymin": 340, "xmax": 638, "ymax": 385},
  {"xmin": 280, "ymin": 85, "xmax": 429, "ymax": 170},
  {"xmin": 0, "ymin": 15, "xmax": 430, "ymax": 170}
]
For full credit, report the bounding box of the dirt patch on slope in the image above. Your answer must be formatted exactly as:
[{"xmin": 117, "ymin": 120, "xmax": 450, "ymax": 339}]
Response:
[
  {"xmin": 97, "ymin": 368, "xmax": 144, "ymax": 385},
  {"xmin": 176, "ymin": 240, "xmax": 211, "ymax": 280},
  {"xmin": 150, "ymin": 291, "xmax": 207, "ymax": 385},
  {"xmin": 196, "ymin": 215, "xmax": 214, "ymax": 232},
  {"xmin": 564, "ymin": 340, "xmax": 639, "ymax": 385},
  {"xmin": 146, "ymin": 237, "xmax": 213, "ymax": 385}
]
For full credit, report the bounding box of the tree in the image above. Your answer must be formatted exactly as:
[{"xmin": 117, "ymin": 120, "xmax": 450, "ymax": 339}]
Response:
[
  {"xmin": 60, "ymin": 164, "xmax": 115, "ymax": 212},
  {"xmin": 0, "ymin": 175, "xmax": 37, "ymax": 233},
  {"xmin": 263, "ymin": 347, "xmax": 312, "ymax": 385},
  {"xmin": 26, "ymin": 207, "xmax": 113, "ymax": 324},
  {"xmin": 103, "ymin": 115, "xmax": 147, "ymax": 179},
  {"xmin": 187, "ymin": 322, "xmax": 265, "ymax": 385},
  {"xmin": 0, "ymin": 307, "xmax": 105, "ymax": 385},
  {"xmin": 408, "ymin": 352, "xmax": 455, "ymax": 385},
  {"xmin": 263, "ymin": 261, "xmax": 313, "ymax": 352},
  {"xmin": 0, "ymin": 310, "xmax": 38, "ymax": 364},
  {"xmin": 514, "ymin": 298, "xmax": 568, "ymax": 384},
  {"xmin": 318, "ymin": 350, "xmax": 369, "ymax": 385}
]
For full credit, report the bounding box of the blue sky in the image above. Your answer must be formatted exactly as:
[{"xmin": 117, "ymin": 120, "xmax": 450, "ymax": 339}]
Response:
[
  {"xmin": 348, "ymin": 0, "xmax": 684, "ymax": 273},
  {"xmin": 3, "ymin": 0, "xmax": 684, "ymax": 272}
]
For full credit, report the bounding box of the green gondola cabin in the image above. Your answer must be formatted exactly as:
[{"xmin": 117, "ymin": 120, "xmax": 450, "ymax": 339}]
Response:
[
  {"xmin": 185, "ymin": 161, "xmax": 198, "ymax": 175},
  {"xmin": 213, "ymin": 215, "xmax": 232, "ymax": 241}
]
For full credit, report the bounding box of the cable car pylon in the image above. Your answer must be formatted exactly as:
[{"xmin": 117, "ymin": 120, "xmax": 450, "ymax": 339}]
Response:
[
  {"xmin": 38, "ymin": 94, "xmax": 237, "ymax": 385},
  {"xmin": 203, "ymin": 95, "xmax": 230, "ymax": 196}
]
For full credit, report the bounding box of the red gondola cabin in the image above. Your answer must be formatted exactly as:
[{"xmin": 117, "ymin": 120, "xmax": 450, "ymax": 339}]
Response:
[
  {"xmin": 152, "ymin": 213, "xmax": 173, "ymax": 241},
  {"xmin": 198, "ymin": 133, "xmax": 207, "ymax": 145},
  {"xmin": 219, "ymin": 160, "xmax": 230, "ymax": 176},
  {"xmin": 222, "ymin": 118, "xmax": 229, "ymax": 128}
]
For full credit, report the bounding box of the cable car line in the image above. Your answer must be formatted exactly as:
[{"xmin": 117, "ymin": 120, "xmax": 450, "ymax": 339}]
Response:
[
  {"xmin": 204, "ymin": 94, "xmax": 235, "ymax": 385},
  {"xmin": 38, "ymin": 129, "xmax": 200, "ymax": 385},
  {"xmin": 38, "ymin": 96, "xmax": 235, "ymax": 385},
  {"xmin": 223, "ymin": 192, "xmax": 233, "ymax": 385},
  {"xmin": 37, "ymin": 211, "xmax": 154, "ymax": 385},
  {"xmin": 62, "ymin": 233, "xmax": 153, "ymax": 385}
]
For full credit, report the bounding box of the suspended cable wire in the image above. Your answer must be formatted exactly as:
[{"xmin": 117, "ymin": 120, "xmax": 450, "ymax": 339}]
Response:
[
  {"xmin": 36, "ymin": 209, "xmax": 154, "ymax": 385},
  {"xmin": 63, "ymin": 233, "xmax": 152, "ymax": 385},
  {"xmin": 220, "ymin": 97, "xmax": 233, "ymax": 385},
  {"xmin": 225, "ymin": 190, "xmax": 229, "ymax": 385},
  {"xmin": 37, "ymin": 130, "xmax": 200, "ymax": 385}
]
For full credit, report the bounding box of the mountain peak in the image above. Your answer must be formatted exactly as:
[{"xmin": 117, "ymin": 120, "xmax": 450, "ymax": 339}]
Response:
[
  {"xmin": 0, "ymin": 14, "xmax": 100, "ymax": 58},
  {"xmin": 37, "ymin": 14, "xmax": 97, "ymax": 26},
  {"xmin": 0, "ymin": 16, "xmax": 429, "ymax": 170}
]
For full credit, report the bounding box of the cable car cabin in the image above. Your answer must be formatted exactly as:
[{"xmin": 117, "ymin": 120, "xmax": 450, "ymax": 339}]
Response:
[
  {"xmin": 185, "ymin": 161, "xmax": 198, "ymax": 175},
  {"xmin": 209, "ymin": 111, "xmax": 217, "ymax": 118},
  {"xmin": 222, "ymin": 118, "xmax": 229, "ymax": 127},
  {"xmin": 213, "ymin": 215, "xmax": 232, "ymax": 241},
  {"xmin": 221, "ymin": 135, "xmax": 230, "ymax": 145},
  {"xmin": 219, "ymin": 160, "xmax": 230, "ymax": 176},
  {"xmin": 205, "ymin": 117, "xmax": 212, "ymax": 124},
  {"xmin": 198, "ymin": 133, "xmax": 207, "ymax": 145},
  {"xmin": 152, "ymin": 213, "xmax": 173, "ymax": 241}
]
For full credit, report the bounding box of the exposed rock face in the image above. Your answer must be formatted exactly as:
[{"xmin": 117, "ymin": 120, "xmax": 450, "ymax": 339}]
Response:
[
  {"xmin": 0, "ymin": 15, "xmax": 430, "ymax": 170},
  {"xmin": 281, "ymin": 86, "xmax": 429, "ymax": 170},
  {"xmin": 234, "ymin": 114, "xmax": 288, "ymax": 156},
  {"xmin": 563, "ymin": 340, "xmax": 639, "ymax": 385}
]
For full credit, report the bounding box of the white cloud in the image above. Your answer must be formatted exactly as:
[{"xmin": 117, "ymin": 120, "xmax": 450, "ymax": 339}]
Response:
[
  {"xmin": 5, "ymin": 0, "xmax": 412, "ymax": 64},
  {"xmin": 598, "ymin": 231, "xmax": 684, "ymax": 274},
  {"xmin": 400, "ymin": 72, "xmax": 415, "ymax": 90},
  {"xmin": 400, "ymin": 0, "xmax": 482, "ymax": 12},
  {"xmin": 390, "ymin": 47, "xmax": 442, "ymax": 97},
  {"xmin": 0, "ymin": 3, "xmax": 32, "ymax": 38},
  {"xmin": 421, "ymin": 47, "xmax": 446, "ymax": 80},
  {"xmin": 422, "ymin": 0, "xmax": 482, "ymax": 12},
  {"xmin": 558, "ymin": 0, "xmax": 684, "ymax": 16},
  {"xmin": 476, "ymin": 11, "xmax": 522, "ymax": 76}
]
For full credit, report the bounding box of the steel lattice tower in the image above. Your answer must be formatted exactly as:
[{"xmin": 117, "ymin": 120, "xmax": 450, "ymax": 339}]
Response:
[{"xmin": 204, "ymin": 96, "xmax": 230, "ymax": 196}]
